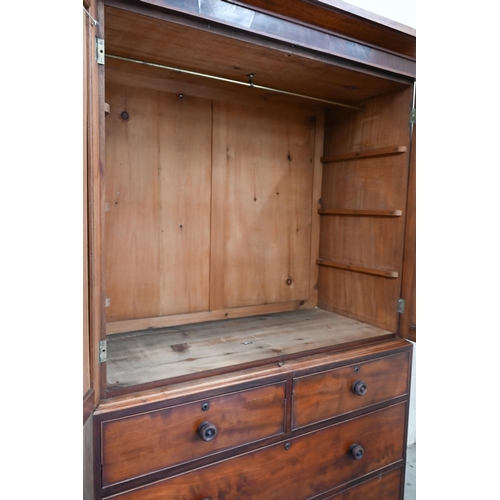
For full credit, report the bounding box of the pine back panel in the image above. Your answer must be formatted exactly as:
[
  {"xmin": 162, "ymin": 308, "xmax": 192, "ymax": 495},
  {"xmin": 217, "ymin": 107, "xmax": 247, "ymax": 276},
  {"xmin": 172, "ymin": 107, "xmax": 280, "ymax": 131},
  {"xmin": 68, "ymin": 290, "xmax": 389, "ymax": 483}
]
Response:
[
  {"xmin": 210, "ymin": 100, "xmax": 316, "ymax": 309},
  {"xmin": 105, "ymin": 83, "xmax": 322, "ymax": 330},
  {"xmin": 105, "ymin": 84, "xmax": 212, "ymax": 321}
]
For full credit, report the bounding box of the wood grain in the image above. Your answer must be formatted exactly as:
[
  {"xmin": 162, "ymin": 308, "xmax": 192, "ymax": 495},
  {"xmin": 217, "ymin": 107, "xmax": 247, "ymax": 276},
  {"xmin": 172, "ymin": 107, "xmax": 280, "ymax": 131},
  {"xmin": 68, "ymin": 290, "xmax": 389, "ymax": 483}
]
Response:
[
  {"xmin": 306, "ymin": 109, "xmax": 325, "ymax": 308},
  {"xmin": 319, "ymin": 209, "xmax": 402, "ymax": 217},
  {"xmin": 83, "ymin": 3, "xmax": 91, "ymax": 400},
  {"xmin": 317, "ymin": 258, "xmax": 398, "ymax": 278},
  {"xmin": 324, "ymin": 467, "xmax": 403, "ymax": 499},
  {"xmin": 104, "ymin": 403, "xmax": 406, "ymax": 499},
  {"xmin": 95, "ymin": 339, "xmax": 410, "ymax": 415},
  {"xmin": 106, "ymin": 309, "xmax": 392, "ymax": 389},
  {"xmin": 210, "ymin": 100, "xmax": 316, "ymax": 310},
  {"xmin": 104, "ymin": 84, "xmax": 212, "ymax": 321},
  {"xmin": 104, "ymin": 3, "xmax": 410, "ymax": 109},
  {"xmin": 129, "ymin": 0, "xmax": 415, "ymax": 76},
  {"xmin": 318, "ymin": 267, "xmax": 400, "ymax": 331},
  {"xmin": 399, "ymin": 109, "xmax": 416, "ymax": 341},
  {"xmin": 321, "ymin": 145, "xmax": 406, "ymax": 163},
  {"xmin": 106, "ymin": 300, "xmax": 305, "ymax": 334},
  {"xmin": 84, "ymin": 0, "xmax": 105, "ymax": 418},
  {"xmin": 224, "ymin": 0, "xmax": 416, "ymax": 57},
  {"xmin": 105, "ymin": 84, "xmax": 161, "ymax": 321},
  {"xmin": 157, "ymin": 93, "xmax": 212, "ymax": 316},
  {"xmin": 292, "ymin": 352, "xmax": 409, "ymax": 428},
  {"xmin": 318, "ymin": 87, "xmax": 413, "ymax": 331},
  {"xmin": 102, "ymin": 383, "xmax": 285, "ymax": 486}
]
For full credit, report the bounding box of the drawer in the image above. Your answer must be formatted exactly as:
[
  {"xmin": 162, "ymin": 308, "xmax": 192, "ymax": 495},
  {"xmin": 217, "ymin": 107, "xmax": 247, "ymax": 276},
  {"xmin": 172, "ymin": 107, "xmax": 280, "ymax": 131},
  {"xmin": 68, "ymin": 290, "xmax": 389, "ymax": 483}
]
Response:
[
  {"xmin": 106, "ymin": 402, "xmax": 406, "ymax": 500},
  {"xmin": 324, "ymin": 467, "xmax": 403, "ymax": 500},
  {"xmin": 292, "ymin": 351, "xmax": 409, "ymax": 429},
  {"xmin": 101, "ymin": 382, "xmax": 286, "ymax": 487}
]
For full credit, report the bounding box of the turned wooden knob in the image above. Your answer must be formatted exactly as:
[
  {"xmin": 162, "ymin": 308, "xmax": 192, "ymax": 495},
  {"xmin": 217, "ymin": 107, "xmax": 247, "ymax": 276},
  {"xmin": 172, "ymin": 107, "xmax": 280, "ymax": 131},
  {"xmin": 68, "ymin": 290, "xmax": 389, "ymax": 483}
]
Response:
[
  {"xmin": 349, "ymin": 443, "xmax": 364, "ymax": 460},
  {"xmin": 351, "ymin": 380, "xmax": 367, "ymax": 396},
  {"xmin": 197, "ymin": 421, "xmax": 218, "ymax": 442}
]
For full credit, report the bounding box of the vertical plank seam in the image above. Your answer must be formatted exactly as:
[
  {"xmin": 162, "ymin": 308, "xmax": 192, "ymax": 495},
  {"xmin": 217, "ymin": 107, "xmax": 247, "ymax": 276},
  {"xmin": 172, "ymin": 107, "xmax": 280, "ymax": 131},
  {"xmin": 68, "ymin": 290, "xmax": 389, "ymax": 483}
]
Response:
[{"xmin": 208, "ymin": 98, "xmax": 214, "ymax": 312}]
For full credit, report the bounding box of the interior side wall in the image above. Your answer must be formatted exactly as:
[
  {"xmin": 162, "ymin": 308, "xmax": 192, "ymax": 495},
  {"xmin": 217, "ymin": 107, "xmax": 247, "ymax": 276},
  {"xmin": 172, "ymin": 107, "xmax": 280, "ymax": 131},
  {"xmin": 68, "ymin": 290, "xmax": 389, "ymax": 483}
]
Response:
[{"xmin": 318, "ymin": 87, "xmax": 413, "ymax": 332}]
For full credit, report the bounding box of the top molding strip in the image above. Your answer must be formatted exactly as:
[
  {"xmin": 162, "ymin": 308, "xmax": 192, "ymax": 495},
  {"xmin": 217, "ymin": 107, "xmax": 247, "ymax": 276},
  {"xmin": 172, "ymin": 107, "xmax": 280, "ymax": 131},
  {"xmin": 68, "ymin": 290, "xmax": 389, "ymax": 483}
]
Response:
[
  {"xmin": 129, "ymin": 0, "xmax": 415, "ymax": 78},
  {"xmin": 226, "ymin": 0, "xmax": 416, "ymax": 58}
]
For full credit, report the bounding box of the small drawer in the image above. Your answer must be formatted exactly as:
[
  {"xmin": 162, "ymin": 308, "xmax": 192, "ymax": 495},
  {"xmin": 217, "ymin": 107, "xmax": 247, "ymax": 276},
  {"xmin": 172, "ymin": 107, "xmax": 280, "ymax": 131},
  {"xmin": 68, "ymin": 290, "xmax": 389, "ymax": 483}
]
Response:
[
  {"xmin": 292, "ymin": 352, "xmax": 409, "ymax": 429},
  {"xmin": 101, "ymin": 382, "xmax": 286, "ymax": 487},
  {"xmin": 105, "ymin": 403, "xmax": 406, "ymax": 500}
]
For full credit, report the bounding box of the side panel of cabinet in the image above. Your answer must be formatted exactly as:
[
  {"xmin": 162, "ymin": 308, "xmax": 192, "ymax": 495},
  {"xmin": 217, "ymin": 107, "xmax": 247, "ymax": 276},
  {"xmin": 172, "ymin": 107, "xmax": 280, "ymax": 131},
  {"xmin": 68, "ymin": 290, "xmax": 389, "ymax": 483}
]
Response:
[
  {"xmin": 399, "ymin": 111, "xmax": 416, "ymax": 341},
  {"xmin": 318, "ymin": 87, "xmax": 413, "ymax": 332}
]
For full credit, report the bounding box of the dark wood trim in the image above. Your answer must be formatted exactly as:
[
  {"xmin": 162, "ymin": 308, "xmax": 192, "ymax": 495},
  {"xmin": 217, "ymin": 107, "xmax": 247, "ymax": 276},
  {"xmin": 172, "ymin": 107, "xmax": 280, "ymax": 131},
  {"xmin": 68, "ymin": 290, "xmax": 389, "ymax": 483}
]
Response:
[
  {"xmin": 225, "ymin": 0, "xmax": 415, "ymax": 58},
  {"xmin": 310, "ymin": 0, "xmax": 415, "ymax": 35},
  {"xmin": 109, "ymin": 0, "xmax": 415, "ymax": 79}
]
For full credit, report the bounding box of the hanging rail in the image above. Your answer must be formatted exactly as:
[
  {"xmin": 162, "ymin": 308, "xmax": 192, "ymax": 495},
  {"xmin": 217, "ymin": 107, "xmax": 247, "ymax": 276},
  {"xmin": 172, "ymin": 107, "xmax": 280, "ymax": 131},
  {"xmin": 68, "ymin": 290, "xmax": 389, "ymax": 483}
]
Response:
[{"xmin": 106, "ymin": 54, "xmax": 364, "ymax": 111}]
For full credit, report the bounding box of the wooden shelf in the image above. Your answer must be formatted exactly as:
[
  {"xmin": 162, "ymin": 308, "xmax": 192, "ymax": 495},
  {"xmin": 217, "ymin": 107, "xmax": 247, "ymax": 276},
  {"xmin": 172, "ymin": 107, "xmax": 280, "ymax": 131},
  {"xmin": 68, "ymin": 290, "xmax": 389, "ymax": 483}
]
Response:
[
  {"xmin": 316, "ymin": 258, "xmax": 399, "ymax": 278},
  {"xmin": 319, "ymin": 209, "xmax": 402, "ymax": 217},
  {"xmin": 321, "ymin": 146, "xmax": 406, "ymax": 163}
]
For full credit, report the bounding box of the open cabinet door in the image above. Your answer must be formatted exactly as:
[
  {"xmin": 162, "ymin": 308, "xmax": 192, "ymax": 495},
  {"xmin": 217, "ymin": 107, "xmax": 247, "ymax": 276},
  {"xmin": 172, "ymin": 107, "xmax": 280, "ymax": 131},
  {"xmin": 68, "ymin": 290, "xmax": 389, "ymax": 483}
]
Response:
[
  {"xmin": 83, "ymin": 0, "xmax": 93, "ymax": 424},
  {"xmin": 399, "ymin": 89, "xmax": 416, "ymax": 342},
  {"xmin": 83, "ymin": 0, "xmax": 105, "ymax": 423},
  {"xmin": 84, "ymin": 1, "xmax": 105, "ymax": 497}
]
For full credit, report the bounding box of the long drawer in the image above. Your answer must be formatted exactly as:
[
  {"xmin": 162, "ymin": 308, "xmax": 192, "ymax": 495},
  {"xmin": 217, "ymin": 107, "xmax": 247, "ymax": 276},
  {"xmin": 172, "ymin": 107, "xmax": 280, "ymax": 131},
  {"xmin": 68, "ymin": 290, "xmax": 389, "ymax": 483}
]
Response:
[
  {"xmin": 324, "ymin": 467, "xmax": 403, "ymax": 499},
  {"xmin": 292, "ymin": 351, "xmax": 409, "ymax": 429},
  {"xmin": 105, "ymin": 402, "xmax": 406, "ymax": 500},
  {"xmin": 101, "ymin": 382, "xmax": 286, "ymax": 486}
]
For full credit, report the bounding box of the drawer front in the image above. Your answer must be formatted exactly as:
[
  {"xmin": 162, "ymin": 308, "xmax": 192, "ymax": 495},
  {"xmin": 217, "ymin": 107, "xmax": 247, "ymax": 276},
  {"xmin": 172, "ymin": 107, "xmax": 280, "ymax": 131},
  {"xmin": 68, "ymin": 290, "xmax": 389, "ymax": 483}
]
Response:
[
  {"xmin": 324, "ymin": 467, "xmax": 403, "ymax": 500},
  {"xmin": 106, "ymin": 402, "xmax": 406, "ymax": 500},
  {"xmin": 101, "ymin": 382, "xmax": 286, "ymax": 486},
  {"xmin": 292, "ymin": 352, "xmax": 409, "ymax": 429}
]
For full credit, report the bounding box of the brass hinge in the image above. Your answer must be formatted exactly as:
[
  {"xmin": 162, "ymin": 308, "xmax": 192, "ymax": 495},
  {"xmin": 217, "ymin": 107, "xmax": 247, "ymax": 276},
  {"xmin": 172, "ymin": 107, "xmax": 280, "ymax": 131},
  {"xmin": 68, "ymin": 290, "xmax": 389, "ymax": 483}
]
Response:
[
  {"xmin": 99, "ymin": 340, "xmax": 107, "ymax": 364},
  {"xmin": 410, "ymin": 108, "xmax": 416, "ymax": 124},
  {"xmin": 96, "ymin": 37, "xmax": 105, "ymax": 65},
  {"xmin": 397, "ymin": 298, "xmax": 405, "ymax": 314}
]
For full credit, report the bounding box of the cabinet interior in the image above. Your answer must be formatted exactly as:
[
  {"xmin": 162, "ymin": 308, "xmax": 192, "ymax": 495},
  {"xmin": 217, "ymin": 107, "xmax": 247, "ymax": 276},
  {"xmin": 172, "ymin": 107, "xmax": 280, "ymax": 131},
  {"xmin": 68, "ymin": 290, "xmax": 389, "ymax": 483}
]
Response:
[{"xmin": 102, "ymin": 2, "xmax": 413, "ymax": 395}]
